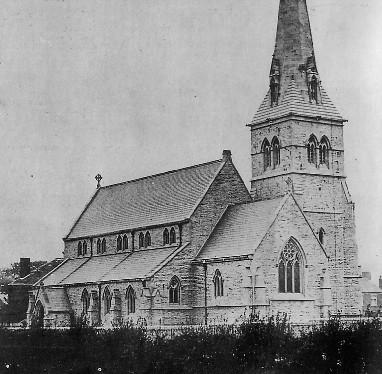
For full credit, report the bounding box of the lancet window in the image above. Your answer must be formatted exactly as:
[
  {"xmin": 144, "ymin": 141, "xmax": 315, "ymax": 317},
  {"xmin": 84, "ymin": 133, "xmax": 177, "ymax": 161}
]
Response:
[
  {"xmin": 213, "ymin": 269, "xmax": 224, "ymax": 297},
  {"xmin": 126, "ymin": 286, "xmax": 136, "ymax": 314}
]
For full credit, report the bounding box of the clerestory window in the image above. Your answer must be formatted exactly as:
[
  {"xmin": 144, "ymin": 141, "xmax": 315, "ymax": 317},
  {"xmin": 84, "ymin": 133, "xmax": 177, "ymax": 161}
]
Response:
[{"xmin": 163, "ymin": 229, "xmax": 169, "ymax": 245}]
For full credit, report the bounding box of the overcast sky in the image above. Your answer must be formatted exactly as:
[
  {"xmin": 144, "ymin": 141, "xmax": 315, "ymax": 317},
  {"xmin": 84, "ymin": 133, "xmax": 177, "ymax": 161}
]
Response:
[{"xmin": 0, "ymin": 0, "xmax": 381, "ymax": 281}]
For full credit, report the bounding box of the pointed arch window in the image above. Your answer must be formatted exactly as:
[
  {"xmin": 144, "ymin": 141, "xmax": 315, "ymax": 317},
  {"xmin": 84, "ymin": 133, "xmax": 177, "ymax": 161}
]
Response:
[
  {"xmin": 117, "ymin": 235, "xmax": 122, "ymax": 251},
  {"xmin": 126, "ymin": 286, "xmax": 136, "ymax": 314},
  {"xmin": 82, "ymin": 241, "xmax": 87, "ymax": 255},
  {"xmin": 272, "ymin": 137, "xmax": 280, "ymax": 168},
  {"xmin": 123, "ymin": 234, "xmax": 128, "ymax": 250},
  {"xmin": 103, "ymin": 287, "xmax": 112, "ymax": 315},
  {"xmin": 169, "ymin": 228, "xmax": 176, "ymax": 244},
  {"xmin": 262, "ymin": 138, "xmax": 272, "ymax": 171},
  {"xmin": 144, "ymin": 232, "xmax": 151, "ymax": 248},
  {"xmin": 77, "ymin": 242, "xmax": 82, "ymax": 256},
  {"xmin": 101, "ymin": 238, "xmax": 106, "ymax": 253},
  {"xmin": 169, "ymin": 276, "xmax": 180, "ymax": 304},
  {"xmin": 138, "ymin": 232, "xmax": 144, "ymax": 249},
  {"xmin": 81, "ymin": 289, "xmax": 90, "ymax": 315},
  {"xmin": 278, "ymin": 239, "xmax": 303, "ymax": 293},
  {"xmin": 319, "ymin": 137, "xmax": 330, "ymax": 167},
  {"xmin": 213, "ymin": 269, "xmax": 224, "ymax": 297},
  {"xmin": 97, "ymin": 239, "xmax": 101, "ymax": 254},
  {"xmin": 307, "ymin": 135, "xmax": 318, "ymax": 165},
  {"xmin": 163, "ymin": 229, "xmax": 169, "ymax": 245},
  {"xmin": 319, "ymin": 228, "xmax": 325, "ymax": 246}
]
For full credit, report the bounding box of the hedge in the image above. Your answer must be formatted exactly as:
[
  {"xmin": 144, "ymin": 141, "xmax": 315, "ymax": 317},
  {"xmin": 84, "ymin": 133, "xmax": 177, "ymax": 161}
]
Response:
[{"xmin": 0, "ymin": 315, "xmax": 381, "ymax": 374}]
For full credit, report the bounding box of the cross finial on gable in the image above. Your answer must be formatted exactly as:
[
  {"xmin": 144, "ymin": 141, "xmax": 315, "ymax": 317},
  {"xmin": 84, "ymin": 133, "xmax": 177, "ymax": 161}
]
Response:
[{"xmin": 95, "ymin": 174, "xmax": 103, "ymax": 189}]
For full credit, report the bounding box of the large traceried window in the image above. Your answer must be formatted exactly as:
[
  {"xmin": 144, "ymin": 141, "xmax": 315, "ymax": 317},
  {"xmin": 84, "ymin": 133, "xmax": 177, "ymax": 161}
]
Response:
[
  {"xmin": 103, "ymin": 287, "xmax": 112, "ymax": 315},
  {"xmin": 169, "ymin": 276, "xmax": 180, "ymax": 304},
  {"xmin": 307, "ymin": 135, "xmax": 318, "ymax": 165},
  {"xmin": 278, "ymin": 239, "xmax": 304, "ymax": 294},
  {"xmin": 81, "ymin": 289, "xmax": 90, "ymax": 315},
  {"xmin": 126, "ymin": 286, "xmax": 136, "ymax": 314},
  {"xmin": 213, "ymin": 269, "xmax": 224, "ymax": 297},
  {"xmin": 262, "ymin": 138, "xmax": 272, "ymax": 170},
  {"xmin": 272, "ymin": 137, "xmax": 280, "ymax": 168}
]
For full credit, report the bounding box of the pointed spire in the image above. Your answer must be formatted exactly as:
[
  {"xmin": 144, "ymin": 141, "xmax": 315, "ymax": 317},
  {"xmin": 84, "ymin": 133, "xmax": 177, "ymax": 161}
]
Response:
[
  {"xmin": 270, "ymin": 0, "xmax": 318, "ymax": 104},
  {"xmin": 250, "ymin": 0, "xmax": 344, "ymax": 125}
]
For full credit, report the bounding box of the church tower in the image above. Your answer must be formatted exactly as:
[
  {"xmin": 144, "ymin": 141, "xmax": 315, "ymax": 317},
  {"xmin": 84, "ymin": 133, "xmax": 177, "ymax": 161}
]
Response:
[{"xmin": 248, "ymin": 0, "xmax": 361, "ymax": 314}]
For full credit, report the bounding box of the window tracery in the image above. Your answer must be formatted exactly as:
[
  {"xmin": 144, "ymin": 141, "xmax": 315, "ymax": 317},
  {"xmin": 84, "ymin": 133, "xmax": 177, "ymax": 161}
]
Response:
[
  {"xmin": 278, "ymin": 239, "xmax": 303, "ymax": 294},
  {"xmin": 169, "ymin": 276, "xmax": 180, "ymax": 304}
]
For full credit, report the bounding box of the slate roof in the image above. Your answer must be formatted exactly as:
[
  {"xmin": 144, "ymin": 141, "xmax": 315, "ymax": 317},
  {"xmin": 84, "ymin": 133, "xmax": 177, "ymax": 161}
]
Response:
[
  {"xmin": 41, "ymin": 244, "xmax": 186, "ymax": 286},
  {"xmin": 10, "ymin": 258, "xmax": 65, "ymax": 286},
  {"xmin": 66, "ymin": 160, "xmax": 223, "ymax": 239},
  {"xmin": 250, "ymin": 79, "xmax": 344, "ymax": 126},
  {"xmin": 196, "ymin": 197, "xmax": 285, "ymax": 260}
]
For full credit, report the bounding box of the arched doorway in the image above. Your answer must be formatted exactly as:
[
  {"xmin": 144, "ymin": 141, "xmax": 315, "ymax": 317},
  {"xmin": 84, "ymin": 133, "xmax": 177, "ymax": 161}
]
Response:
[{"xmin": 33, "ymin": 301, "xmax": 45, "ymax": 328}]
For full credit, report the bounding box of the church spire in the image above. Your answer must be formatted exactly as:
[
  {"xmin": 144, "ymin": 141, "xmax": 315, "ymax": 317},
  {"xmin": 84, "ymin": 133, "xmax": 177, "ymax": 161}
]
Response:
[
  {"xmin": 270, "ymin": 0, "xmax": 318, "ymax": 105},
  {"xmin": 250, "ymin": 0, "xmax": 344, "ymax": 125}
]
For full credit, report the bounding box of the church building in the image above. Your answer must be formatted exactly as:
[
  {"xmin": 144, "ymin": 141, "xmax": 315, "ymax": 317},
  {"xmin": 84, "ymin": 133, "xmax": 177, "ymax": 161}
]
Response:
[{"xmin": 27, "ymin": 0, "xmax": 362, "ymax": 327}]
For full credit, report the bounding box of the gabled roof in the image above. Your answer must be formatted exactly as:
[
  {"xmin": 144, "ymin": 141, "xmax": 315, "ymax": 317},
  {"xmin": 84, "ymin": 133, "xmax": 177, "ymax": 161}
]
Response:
[
  {"xmin": 41, "ymin": 244, "xmax": 188, "ymax": 286},
  {"xmin": 66, "ymin": 159, "xmax": 224, "ymax": 240},
  {"xmin": 196, "ymin": 197, "xmax": 285, "ymax": 261},
  {"xmin": 10, "ymin": 258, "xmax": 65, "ymax": 286},
  {"xmin": 250, "ymin": 79, "xmax": 344, "ymax": 125}
]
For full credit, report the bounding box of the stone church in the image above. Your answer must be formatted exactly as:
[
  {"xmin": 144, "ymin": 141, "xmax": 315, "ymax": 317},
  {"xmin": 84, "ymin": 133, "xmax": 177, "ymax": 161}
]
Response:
[{"xmin": 27, "ymin": 0, "xmax": 362, "ymax": 327}]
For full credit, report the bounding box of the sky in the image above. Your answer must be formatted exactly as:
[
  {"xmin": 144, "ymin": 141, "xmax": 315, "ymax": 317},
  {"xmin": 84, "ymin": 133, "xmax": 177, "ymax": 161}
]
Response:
[{"xmin": 0, "ymin": 0, "xmax": 381, "ymax": 281}]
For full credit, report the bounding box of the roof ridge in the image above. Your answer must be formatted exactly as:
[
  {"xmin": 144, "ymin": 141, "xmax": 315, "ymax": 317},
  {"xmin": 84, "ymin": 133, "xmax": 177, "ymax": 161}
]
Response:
[{"xmin": 101, "ymin": 159, "xmax": 222, "ymax": 190}]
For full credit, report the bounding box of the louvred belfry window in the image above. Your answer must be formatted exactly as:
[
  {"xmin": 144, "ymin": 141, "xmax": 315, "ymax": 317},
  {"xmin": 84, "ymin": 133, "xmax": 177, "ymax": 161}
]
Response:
[
  {"xmin": 272, "ymin": 137, "xmax": 280, "ymax": 168},
  {"xmin": 262, "ymin": 138, "xmax": 272, "ymax": 170},
  {"xmin": 278, "ymin": 239, "xmax": 303, "ymax": 294},
  {"xmin": 307, "ymin": 135, "xmax": 318, "ymax": 165}
]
